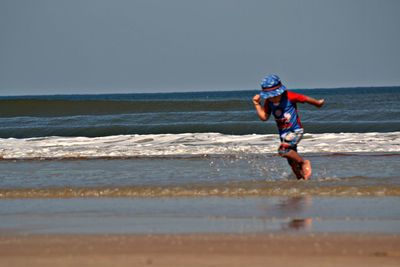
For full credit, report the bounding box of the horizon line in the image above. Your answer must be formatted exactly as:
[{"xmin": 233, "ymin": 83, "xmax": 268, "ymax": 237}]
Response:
[{"xmin": 0, "ymin": 85, "xmax": 399, "ymax": 98}]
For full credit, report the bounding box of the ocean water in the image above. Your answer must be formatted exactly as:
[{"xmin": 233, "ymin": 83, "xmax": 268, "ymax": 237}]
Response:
[
  {"xmin": 0, "ymin": 87, "xmax": 399, "ymax": 234},
  {"xmin": 1, "ymin": 87, "xmax": 399, "ymax": 138}
]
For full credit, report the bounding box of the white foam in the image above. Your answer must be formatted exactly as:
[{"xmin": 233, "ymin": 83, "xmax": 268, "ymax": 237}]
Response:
[{"xmin": 0, "ymin": 132, "xmax": 399, "ymax": 159}]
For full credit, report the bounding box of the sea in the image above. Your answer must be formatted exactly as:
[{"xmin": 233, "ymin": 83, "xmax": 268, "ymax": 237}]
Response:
[{"xmin": 0, "ymin": 87, "xmax": 399, "ymax": 234}]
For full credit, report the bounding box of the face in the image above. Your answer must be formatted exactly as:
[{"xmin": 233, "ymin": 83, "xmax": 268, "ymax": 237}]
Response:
[{"xmin": 268, "ymin": 95, "xmax": 282, "ymax": 103}]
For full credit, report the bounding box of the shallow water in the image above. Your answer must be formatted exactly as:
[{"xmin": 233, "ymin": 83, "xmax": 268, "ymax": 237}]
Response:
[{"xmin": 0, "ymin": 153, "xmax": 399, "ymax": 198}]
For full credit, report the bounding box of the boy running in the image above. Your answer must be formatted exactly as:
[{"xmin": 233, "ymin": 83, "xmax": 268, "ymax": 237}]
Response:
[{"xmin": 253, "ymin": 74, "xmax": 325, "ymax": 180}]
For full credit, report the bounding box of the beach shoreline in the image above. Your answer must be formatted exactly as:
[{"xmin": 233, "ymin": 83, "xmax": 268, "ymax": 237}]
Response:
[{"xmin": 1, "ymin": 233, "xmax": 399, "ymax": 267}]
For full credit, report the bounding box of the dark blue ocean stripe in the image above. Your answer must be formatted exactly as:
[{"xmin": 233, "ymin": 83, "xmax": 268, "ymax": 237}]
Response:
[{"xmin": 0, "ymin": 99, "xmax": 253, "ymax": 117}]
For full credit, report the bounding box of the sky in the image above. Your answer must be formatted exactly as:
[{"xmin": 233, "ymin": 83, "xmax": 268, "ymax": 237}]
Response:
[{"xmin": 0, "ymin": 0, "xmax": 399, "ymax": 95}]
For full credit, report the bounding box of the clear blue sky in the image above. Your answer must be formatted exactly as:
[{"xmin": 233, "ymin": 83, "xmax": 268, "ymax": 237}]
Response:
[{"xmin": 1, "ymin": 0, "xmax": 399, "ymax": 95}]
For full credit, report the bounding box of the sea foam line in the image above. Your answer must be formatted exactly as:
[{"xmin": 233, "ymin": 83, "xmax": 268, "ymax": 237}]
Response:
[{"xmin": 0, "ymin": 132, "xmax": 399, "ymax": 160}]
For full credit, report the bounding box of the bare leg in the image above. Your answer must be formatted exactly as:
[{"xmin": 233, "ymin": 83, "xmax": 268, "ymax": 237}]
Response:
[
  {"xmin": 287, "ymin": 158, "xmax": 303, "ymax": 179},
  {"xmin": 282, "ymin": 150, "xmax": 312, "ymax": 180}
]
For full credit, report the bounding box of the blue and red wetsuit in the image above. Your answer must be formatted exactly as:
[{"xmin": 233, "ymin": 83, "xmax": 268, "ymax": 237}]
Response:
[{"xmin": 263, "ymin": 90, "xmax": 307, "ymax": 153}]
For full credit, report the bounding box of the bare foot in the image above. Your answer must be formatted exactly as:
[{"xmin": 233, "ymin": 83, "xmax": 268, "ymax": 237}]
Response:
[{"xmin": 302, "ymin": 160, "xmax": 312, "ymax": 180}]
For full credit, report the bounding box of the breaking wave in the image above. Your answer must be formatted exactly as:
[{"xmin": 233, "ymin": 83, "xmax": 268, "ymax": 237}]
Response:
[{"xmin": 0, "ymin": 132, "xmax": 399, "ymax": 160}]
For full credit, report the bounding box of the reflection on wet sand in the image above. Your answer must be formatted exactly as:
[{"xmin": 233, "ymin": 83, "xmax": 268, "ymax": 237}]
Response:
[
  {"xmin": 280, "ymin": 196, "xmax": 313, "ymax": 231},
  {"xmin": 286, "ymin": 218, "xmax": 313, "ymax": 231},
  {"xmin": 262, "ymin": 196, "xmax": 313, "ymax": 231}
]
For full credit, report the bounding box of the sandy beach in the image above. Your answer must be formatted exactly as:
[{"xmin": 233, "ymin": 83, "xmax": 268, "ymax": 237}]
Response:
[{"xmin": 0, "ymin": 233, "xmax": 399, "ymax": 267}]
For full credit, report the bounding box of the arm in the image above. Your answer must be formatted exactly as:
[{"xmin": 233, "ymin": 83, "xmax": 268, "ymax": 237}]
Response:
[
  {"xmin": 287, "ymin": 91, "xmax": 325, "ymax": 108},
  {"xmin": 304, "ymin": 96, "xmax": 325, "ymax": 108},
  {"xmin": 252, "ymin": 94, "xmax": 270, "ymax": 121}
]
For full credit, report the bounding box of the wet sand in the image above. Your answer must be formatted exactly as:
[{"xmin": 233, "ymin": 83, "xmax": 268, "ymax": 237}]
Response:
[{"xmin": 0, "ymin": 233, "xmax": 399, "ymax": 267}]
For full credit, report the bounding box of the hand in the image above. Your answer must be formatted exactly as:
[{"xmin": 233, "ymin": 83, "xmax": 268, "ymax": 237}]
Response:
[
  {"xmin": 316, "ymin": 99, "xmax": 325, "ymax": 108},
  {"xmin": 253, "ymin": 94, "xmax": 261, "ymax": 105}
]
